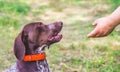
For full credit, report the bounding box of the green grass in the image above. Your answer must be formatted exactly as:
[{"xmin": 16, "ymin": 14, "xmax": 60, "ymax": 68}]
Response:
[
  {"xmin": 0, "ymin": 0, "xmax": 120, "ymax": 72},
  {"xmin": 0, "ymin": 1, "xmax": 30, "ymax": 15}
]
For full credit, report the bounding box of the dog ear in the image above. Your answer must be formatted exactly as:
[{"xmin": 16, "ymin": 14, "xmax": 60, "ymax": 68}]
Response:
[{"xmin": 14, "ymin": 31, "xmax": 25, "ymax": 60}]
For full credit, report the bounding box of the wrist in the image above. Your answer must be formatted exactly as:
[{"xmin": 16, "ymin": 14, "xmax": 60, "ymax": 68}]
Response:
[{"xmin": 107, "ymin": 15, "xmax": 119, "ymax": 26}]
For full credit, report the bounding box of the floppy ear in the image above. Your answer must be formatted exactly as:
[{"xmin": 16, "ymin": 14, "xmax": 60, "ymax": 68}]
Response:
[{"xmin": 14, "ymin": 32, "xmax": 25, "ymax": 60}]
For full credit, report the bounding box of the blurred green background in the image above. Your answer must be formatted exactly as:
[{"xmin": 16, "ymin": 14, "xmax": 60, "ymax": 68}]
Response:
[{"xmin": 0, "ymin": 0, "xmax": 120, "ymax": 72}]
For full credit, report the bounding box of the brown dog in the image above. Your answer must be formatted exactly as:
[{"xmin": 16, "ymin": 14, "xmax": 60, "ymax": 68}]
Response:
[{"xmin": 5, "ymin": 21, "xmax": 63, "ymax": 72}]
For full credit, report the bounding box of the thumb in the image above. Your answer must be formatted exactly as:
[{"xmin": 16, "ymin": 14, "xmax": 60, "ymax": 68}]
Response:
[{"xmin": 92, "ymin": 20, "xmax": 98, "ymax": 26}]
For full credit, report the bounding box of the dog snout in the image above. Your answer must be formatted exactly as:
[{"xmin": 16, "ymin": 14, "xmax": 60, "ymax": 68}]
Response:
[
  {"xmin": 48, "ymin": 21, "xmax": 63, "ymax": 30},
  {"xmin": 54, "ymin": 21, "xmax": 63, "ymax": 27},
  {"xmin": 56, "ymin": 21, "xmax": 63, "ymax": 27}
]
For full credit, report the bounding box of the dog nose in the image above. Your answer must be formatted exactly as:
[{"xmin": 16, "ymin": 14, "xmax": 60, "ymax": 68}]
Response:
[
  {"xmin": 56, "ymin": 21, "xmax": 63, "ymax": 27},
  {"xmin": 54, "ymin": 21, "xmax": 63, "ymax": 27},
  {"xmin": 48, "ymin": 21, "xmax": 63, "ymax": 29}
]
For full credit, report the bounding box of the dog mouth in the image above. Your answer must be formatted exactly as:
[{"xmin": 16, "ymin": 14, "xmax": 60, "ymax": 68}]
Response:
[
  {"xmin": 36, "ymin": 34, "xmax": 62, "ymax": 53},
  {"xmin": 48, "ymin": 34, "xmax": 62, "ymax": 43}
]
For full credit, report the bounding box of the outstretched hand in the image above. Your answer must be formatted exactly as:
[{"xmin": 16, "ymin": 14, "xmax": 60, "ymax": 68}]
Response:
[{"xmin": 87, "ymin": 16, "xmax": 116, "ymax": 38}]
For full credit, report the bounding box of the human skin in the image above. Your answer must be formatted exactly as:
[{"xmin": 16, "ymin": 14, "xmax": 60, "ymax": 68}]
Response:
[{"xmin": 87, "ymin": 6, "xmax": 120, "ymax": 38}]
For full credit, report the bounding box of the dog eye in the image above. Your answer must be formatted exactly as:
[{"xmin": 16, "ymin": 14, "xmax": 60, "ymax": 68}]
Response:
[{"xmin": 41, "ymin": 29, "xmax": 46, "ymax": 32}]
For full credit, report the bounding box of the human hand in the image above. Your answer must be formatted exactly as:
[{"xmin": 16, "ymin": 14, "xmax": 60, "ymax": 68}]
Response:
[{"xmin": 87, "ymin": 16, "xmax": 116, "ymax": 38}]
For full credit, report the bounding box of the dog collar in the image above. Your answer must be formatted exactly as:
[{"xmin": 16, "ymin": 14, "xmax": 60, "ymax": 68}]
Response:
[{"xmin": 23, "ymin": 52, "xmax": 46, "ymax": 61}]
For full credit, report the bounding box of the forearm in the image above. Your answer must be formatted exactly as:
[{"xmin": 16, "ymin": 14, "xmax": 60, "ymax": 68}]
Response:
[{"xmin": 109, "ymin": 6, "xmax": 120, "ymax": 26}]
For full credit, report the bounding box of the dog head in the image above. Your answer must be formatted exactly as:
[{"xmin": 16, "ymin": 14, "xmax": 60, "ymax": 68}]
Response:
[{"xmin": 14, "ymin": 22, "xmax": 63, "ymax": 60}]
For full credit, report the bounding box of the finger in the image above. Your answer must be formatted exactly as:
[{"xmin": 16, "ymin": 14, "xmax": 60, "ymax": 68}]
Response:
[
  {"xmin": 95, "ymin": 31, "xmax": 108, "ymax": 37},
  {"xmin": 87, "ymin": 28, "xmax": 99, "ymax": 38},
  {"xmin": 95, "ymin": 33, "xmax": 102, "ymax": 37},
  {"xmin": 95, "ymin": 30, "xmax": 102, "ymax": 37}
]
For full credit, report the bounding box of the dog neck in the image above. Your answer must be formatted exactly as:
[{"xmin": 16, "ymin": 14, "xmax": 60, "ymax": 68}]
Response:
[
  {"xmin": 37, "ymin": 44, "xmax": 48, "ymax": 53},
  {"xmin": 23, "ymin": 52, "xmax": 46, "ymax": 61},
  {"xmin": 17, "ymin": 59, "xmax": 50, "ymax": 72},
  {"xmin": 16, "ymin": 44, "xmax": 50, "ymax": 72},
  {"xmin": 23, "ymin": 44, "xmax": 48, "ymax": 62}
]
